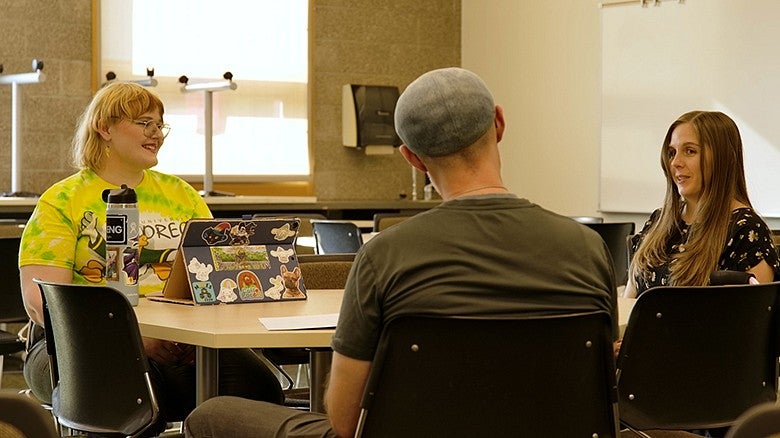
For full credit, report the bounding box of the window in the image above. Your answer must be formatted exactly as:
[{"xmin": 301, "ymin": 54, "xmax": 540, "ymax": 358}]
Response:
[{"xmin": 99, "ymin": 0, "xmax": 309, "ymax": 183}]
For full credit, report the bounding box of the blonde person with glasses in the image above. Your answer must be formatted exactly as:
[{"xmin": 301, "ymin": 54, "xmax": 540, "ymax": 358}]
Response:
[{"xmin": 19, "ymin": 82, "xmax": 283, "ymax": 435}]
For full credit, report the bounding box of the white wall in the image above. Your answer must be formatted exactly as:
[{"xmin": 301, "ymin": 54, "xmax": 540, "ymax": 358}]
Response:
[
  {"xmin": 461, "ymin": 0, "xmax": 780, "ymax": 229},
  {"xmin": 458, "ymin": 1, "xmax": 650, "ymax": 229},
  {"xmin": 601, "ymin": 1, "xmax": 780, "ymax": 218},
  {"xmin": 461, "ymin": 0, "xmax": 603, "ymax": 216}
]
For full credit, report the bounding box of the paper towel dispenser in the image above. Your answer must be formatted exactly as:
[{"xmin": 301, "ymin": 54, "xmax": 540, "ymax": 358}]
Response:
[{"xmin": 342, "ymin": 84, "xmax": 401, "ymax": 154}]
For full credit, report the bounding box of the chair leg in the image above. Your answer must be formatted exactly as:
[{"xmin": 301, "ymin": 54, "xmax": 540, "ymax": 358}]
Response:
[
  {"xmin": 254, "ymin": 349, "xmax": 295, "ymax": 390},
  {"xmin": 296, "ymin": 364, "xmax": 310, "ymax": 388},
  {"xmin": 621, "ymin": 424, "xmax": 652, "ymax": 437},
  {"xmin": 277, "ymin": 364, "xmax": 295, "ymax": 390}
]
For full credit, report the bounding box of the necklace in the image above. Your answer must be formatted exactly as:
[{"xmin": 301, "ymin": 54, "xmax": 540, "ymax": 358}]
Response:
[{"xmin": 449, "ymin": 185, "xmax": 508, "ymax": 199}]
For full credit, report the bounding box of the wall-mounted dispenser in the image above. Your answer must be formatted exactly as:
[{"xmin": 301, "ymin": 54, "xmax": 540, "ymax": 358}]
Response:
[{"xmin": 342, "ymin": 84, "xmax": 401, "ymax": 155}]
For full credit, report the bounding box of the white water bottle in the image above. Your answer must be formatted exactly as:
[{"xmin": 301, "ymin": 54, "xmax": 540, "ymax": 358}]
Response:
[{"xmin": 103, "ymin": 184, "xmax": 140, "ymax": 306}]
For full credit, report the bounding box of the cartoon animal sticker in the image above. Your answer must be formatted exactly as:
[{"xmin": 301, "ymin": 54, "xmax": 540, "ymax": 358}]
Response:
[
  {"xmin": 237, "ymin": 270, "xmax": 265, "ymax": 300},
  {"xmin": 201, "ymin": 222, "xmax": 232, "ymax": 245},
  {"xmin": 193, "ymin": 281, "xmax": 216, "ymax": 303},
  {"xmin": 265, "ymin": 275, "xmax": 284, "ymax": 300},
  {"xmin": 281, "ymin": 265, "xmax": 305, "ymax": 299},
  {"xmin": 105, "ymin": 247, "xmax": 119, "ymax": 281},
  {"xmin": 122, "ymin": 246, "xmax": 139, "ymax": 285},
  {"xmin": 271, "ymin": 223, "xmax": 297, "ymax": 241},
  {"xmin": 187, "ymin": 257, "xmax": 214, "ymax": 281},
  {"xmin": 229, "ymin": 221, "xmax": 257, "ymax": 246},
  {"xmin": 269, "ymin": 246, "xmax": 294, "ymax": 263},
  {"xmin": 217, "ymin": 278, "xmax": 238, "ymax": 303}
]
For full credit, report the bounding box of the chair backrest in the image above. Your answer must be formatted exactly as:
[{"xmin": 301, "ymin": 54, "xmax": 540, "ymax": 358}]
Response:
[
  {"xmin": 584, "ymin": 222, "xmax": 636, "ymax": 286},
  {"xmin": 297, "ymin": 253, "xmax": 355, "ymax": 289},
  {"xmin": 617, "ymin": 282, "xmax": 780, "ymax": 431},
  {"xmin": 0, "ymin": 390, "xmax": 59, "ymax": 438},
  {"xmin": 724, "ymin": 402, "xmax": 780, "ymax": 438},
  {"xmin": 311, "ymin": 220, "xmax": 363, "ymax": 254},
  {"xmin": 0, "ymin": 236, "xmax": 28, "ymax": 324},
  {"xmin": 37, "ymin": 280, "xmax": 160, "ymax": 437},
  {"xmin": 372, "ymin": 213, "xmax": 414, "ymax": 232},
  {"xmin": 355, "ymin": 311, "xmax": 619, "ymax": 438}
]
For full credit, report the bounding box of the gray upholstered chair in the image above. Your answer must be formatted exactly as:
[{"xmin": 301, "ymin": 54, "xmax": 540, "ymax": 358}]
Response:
[
  {"xmin": 263, "ymin": 254, "xmax": 355, "ymax": 405},
  {"xmin": 372, "ymin": 213, "xmax": 414, "ymax": 232},
  {"xmin": 297, "ymin": 254, "xmax": 355, "ymax": 289}
]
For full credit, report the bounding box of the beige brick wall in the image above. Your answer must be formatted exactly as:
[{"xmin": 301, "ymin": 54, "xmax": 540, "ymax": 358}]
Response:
[
  {"xmin": 0, "ymin": 0, "xmax": 460, "ymax": 199},
  {"xmin": 0, "ymin": 0, "xmax": 93, "ymax": 195},
  {"xmin": 311, "ymin": 0, "xmax": 460, "ymax": 200}
]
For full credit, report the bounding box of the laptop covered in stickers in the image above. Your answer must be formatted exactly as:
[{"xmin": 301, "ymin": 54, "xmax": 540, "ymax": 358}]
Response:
[{"xmin": 150, "ymin": 217, "xmax": 307, "ymax": 305}]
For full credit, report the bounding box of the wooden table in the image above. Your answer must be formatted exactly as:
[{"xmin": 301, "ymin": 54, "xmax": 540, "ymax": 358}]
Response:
[{"xmin": 134, "ymin": 289, "xmax": 343, "ymax": 412}]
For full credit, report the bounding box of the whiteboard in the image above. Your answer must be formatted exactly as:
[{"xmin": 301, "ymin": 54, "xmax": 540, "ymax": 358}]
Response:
[{"xmin": 601, "ymin": 0, "xmax": 780, "ymax": 217}]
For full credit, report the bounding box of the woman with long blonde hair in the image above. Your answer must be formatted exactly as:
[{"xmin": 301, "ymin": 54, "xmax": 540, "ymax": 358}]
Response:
[{"xmin": 625, "ymin": 110, "xmax": 779, "ymax": 297}]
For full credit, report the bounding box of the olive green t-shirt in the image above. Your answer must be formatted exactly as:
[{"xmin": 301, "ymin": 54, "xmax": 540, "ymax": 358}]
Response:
[{"xmin": 332, "ymin": 195, "xmax": 617, "ymax": 361}]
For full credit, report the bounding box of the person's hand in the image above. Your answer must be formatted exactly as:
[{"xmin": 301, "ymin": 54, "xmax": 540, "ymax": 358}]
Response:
[
  {"xmin": 143, "ymin": 337, "xmax": 195, "ymax": 366},
  {"xmin": 613, "ymin": 338, "xmax": 622, "ymax": 360}
]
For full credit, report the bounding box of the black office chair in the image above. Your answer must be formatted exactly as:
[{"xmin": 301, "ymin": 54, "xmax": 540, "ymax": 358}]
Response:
[
  {"xmin": 617, "ymin": 282, "xmax": 780, "ymax": 435},
  {"xmin": 311, "ymin": 220, "xmax": 362, "ymax": 254},
  {"xmin": 0, "ymin": 390, "xmax": 59, "ymax": 438},
  {"xmin": 372, "ymin": 213, "xmax": 414, "ymax": 232},
  {"xmin": 585, "ymin": 222, "xmax": 636, "ymax": 286},
  {"xmin": 0, "ymin": 236, "xmax": 28, "ymax": 387},
  {"xmin": 36, "ymin": 280, "xmax": 161, "ymax": 437},
  {"xmin": 355, "ymin": 311, "xmax": 620, "ymax": 438}
]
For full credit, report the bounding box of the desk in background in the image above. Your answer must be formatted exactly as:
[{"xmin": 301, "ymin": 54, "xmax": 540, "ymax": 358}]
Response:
[{"xmin": 0, "ymin": 196, "xmax": 439, "ymax": 221}]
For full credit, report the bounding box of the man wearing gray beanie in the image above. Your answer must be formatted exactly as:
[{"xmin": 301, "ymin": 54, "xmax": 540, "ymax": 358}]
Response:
[{"xmin": 184, "ymin": 68, "xmax": 617, "ymax": 438}]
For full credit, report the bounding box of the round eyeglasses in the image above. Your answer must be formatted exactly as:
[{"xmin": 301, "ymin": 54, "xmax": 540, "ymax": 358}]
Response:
[{"xmin": 130, "ymin": 119, "xmax": 171, "ymax": 139}]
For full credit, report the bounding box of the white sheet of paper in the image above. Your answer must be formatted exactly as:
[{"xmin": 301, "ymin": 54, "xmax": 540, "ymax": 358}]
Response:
[{"xmin": 259, "ymin": 313, "xmax": 339, "ymax": 330}]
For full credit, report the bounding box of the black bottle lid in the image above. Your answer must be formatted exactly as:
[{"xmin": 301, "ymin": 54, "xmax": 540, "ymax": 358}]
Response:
[{"xmin": 102, "ymin": 184, "xmax": 137, "ymax": 204}]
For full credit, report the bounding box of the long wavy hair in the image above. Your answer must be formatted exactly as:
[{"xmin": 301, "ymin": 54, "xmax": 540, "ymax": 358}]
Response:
[
  {"xmin": 629, "ymin": 111, "xmax": 751, "ymax": 288},
  {"xmin": 71, "ymin": 82, "xmax": 165, "ymax": 171}
]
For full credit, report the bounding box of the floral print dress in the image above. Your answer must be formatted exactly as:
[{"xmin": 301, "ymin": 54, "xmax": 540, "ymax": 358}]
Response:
[{"xmin": 631, "ymin": 207, "xmax": 780, "ymax": 296}]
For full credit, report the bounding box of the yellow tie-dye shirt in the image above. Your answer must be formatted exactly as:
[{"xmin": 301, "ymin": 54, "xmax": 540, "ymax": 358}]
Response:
[{"xmin": 19, "ymin": 169, "xmax": 212, "ymax": 295}]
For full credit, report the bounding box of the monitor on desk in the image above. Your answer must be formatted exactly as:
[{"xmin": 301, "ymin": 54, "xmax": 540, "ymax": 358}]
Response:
[{"xmin": 151, "ymin": 217, "xmax": 308, "ymax": 305}]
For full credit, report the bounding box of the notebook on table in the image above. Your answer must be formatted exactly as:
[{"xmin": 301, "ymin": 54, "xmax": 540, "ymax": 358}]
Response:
[{"xmin": 150, "ymin": 217, "xmax": 307, "ymax": 305}]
